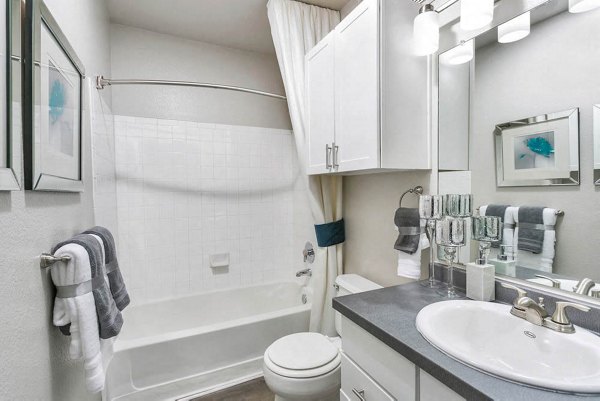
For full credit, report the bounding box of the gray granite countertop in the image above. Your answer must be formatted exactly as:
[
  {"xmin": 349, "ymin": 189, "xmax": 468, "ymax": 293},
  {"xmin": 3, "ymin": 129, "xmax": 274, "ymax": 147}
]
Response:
[{"xmin": 333, "ymin": 282, "xmax": 600, "ymax": 401}]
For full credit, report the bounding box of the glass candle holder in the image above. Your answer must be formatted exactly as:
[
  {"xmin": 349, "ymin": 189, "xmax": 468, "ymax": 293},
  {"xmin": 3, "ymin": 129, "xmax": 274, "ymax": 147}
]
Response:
[
  {"xmin": 471, "ymin": 216, "xmax": 502, "ymax": 264},
  {"xmin": 443, "ymin": 194, "xmax": 473, "ymax": 218},
  {"xmin": 419, "ymin": 195, "xmax": 444, "ymax": 288},
  {"xmin": 435, "ymin": 216, "xmax": 467, "ymax": 298}
]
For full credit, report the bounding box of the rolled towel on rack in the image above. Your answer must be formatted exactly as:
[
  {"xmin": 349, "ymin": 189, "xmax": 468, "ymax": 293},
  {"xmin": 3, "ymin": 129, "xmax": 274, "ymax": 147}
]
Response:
[
  {"xmin": 514, "ymin": 207, "xmax": 557, "ymax": 272},
  {"xmin": 53, "ymin": 234, "xmax": 123, "ymax": 339},
  {"xmin": 83, "ymin": 226, "xmax": 130, "ymax": 311},
  {"xmin": 51, "ymin": 243, "xmax": 106, "ymax": 393}
]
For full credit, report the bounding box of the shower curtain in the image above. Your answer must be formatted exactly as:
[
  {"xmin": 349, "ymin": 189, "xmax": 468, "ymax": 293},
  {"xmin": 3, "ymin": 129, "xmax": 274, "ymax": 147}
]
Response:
[{"xmin": 267, "ymin": 0, "xmax": 342, "ymax": 336}]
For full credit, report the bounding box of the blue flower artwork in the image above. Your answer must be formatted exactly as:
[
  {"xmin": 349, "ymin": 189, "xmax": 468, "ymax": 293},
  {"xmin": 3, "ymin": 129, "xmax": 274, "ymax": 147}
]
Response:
[
  {"xmin": 49, "ymin": 78, "xmax": 66, "ymax": 124},
  {"xmin": 514, "ymin": 131, "xmax": 556, "ymax": 170},
  {"xmin": 48, "ymin": 60, "xmax": 74, "ymax": 156}
]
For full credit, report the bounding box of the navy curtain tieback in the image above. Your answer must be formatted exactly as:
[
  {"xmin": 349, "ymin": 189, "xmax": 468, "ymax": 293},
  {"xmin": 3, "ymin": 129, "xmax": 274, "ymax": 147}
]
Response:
[{"xmin": 315, "ymin": 219, "xmax": 345, "ymax": 247}]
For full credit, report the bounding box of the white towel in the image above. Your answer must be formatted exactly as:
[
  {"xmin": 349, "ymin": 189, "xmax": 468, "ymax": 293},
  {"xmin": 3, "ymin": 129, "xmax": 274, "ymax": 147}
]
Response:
[
  {"xmin": 396, "ymin": 229, "xmax": 430, "ymax": 280},
  {"xmin": 480, "ymin": 205, "xmax": 517, "ymax": 260},
  {"xmin": 513, "ymin": 207, "xmax": 557, "ymax": 272},
  {"xmin": 51, "ymin": 243, "xmax": 105, "ymax": 393}
]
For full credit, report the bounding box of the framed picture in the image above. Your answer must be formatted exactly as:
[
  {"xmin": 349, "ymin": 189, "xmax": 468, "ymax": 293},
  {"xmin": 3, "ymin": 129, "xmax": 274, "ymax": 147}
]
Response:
[
  {"xmin": 594, "ymin": 105, "xmax": 600, "ymax": 186},
  {"xmin": 0, "ymin": 0, "xmax": 18, "ymax": 190},
  {"xmin": 23, "ymin": 0, "xmax": 84, "ymax": 192},
  {"xmin": 494, "ymin": 108, "xmax": 579, "ymax": 187}
]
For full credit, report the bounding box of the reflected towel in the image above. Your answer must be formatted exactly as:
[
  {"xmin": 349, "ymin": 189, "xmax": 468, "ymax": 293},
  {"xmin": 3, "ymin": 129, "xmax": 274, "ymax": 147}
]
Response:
[
  {"xmin": 517, "ymin": 206, "xmax": 545, "ymax": 254},
  {"xmin": 514, "ymin": 208, "xmax": 557, "ymax": 272}
]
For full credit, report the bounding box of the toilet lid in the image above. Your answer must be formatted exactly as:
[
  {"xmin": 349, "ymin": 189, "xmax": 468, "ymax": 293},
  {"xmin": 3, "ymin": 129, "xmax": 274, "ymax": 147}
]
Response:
[{"xmin": 267, "ymin": 333, "xmax": 339, "ymax": 371}]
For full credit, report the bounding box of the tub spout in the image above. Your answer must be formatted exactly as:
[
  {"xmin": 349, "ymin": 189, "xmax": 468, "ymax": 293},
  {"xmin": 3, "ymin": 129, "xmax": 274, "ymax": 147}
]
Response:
[{"xmin": 296, "ymin": 268, "xmax": 312, "ymax": 277}]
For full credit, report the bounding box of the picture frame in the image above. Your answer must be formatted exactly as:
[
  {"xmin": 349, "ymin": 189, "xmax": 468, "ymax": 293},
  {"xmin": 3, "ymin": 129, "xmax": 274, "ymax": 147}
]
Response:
[
  {"xmin": 23, "ymin": 0, "xmax": 85, "ymax": 192},
  {"xmin": 494, "ymin": 108, "xmax": 579, "ymax": 187},
  {"xmin": 0, "ymin": 0, "xmax": 18, "ymax": 191},
  {"xmin": 594, "ymin": 105, "xmax": 600, "ymax": 186}
]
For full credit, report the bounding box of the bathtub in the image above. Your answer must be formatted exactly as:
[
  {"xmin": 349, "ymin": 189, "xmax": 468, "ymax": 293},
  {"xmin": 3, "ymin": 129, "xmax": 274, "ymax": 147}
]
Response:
[{"xmin": 103, "ymin": 281, "xmax": 311, "ymax": 401}]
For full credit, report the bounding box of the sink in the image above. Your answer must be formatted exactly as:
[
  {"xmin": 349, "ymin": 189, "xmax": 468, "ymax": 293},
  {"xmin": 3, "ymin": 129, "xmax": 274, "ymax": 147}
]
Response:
[
  {"xmin": 527, "ymin": 277, "xmax": 600, "ymax": 294},
  {"xmin": 416, "ymin": 300, "xmax": 600, "ymax": 394}
]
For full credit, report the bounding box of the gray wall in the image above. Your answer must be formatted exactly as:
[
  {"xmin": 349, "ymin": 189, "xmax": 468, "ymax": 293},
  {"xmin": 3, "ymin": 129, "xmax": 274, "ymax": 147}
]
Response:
[
  {"xmin": 343, "ymin": 171, "xmax": 432, "ymax": 286},
  {"xmin": 471, "ymin": 10, "xmax": 600, "ymax": 280},
  {"xmin": 0, "ymin": 1, "xmax": 111, "ymax": 400},
  {"xmin": 109, "ymin": 24, "xmax": 291, "ymax": 130}
]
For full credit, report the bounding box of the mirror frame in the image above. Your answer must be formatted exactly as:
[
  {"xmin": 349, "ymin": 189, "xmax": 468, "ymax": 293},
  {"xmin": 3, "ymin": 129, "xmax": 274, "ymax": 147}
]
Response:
[
  {"xmin": 494, "ymin": 108, "xmax": 580, "ymax": 187},
  {"xmin": 594, "ymin": 104, "xmax": 600, "ymax": 185},
  {"xmin": 0, "ymin": 0, "xmax": 18, "ymax": 190},
  {"xmin": 23, "ymin": 0, "xmax": 85, "ymax": 192}
]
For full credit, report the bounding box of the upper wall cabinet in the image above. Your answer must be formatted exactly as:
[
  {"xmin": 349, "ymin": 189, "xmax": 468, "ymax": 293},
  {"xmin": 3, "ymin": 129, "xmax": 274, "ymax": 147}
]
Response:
[{"xmin": 306, "ymin": 0, "xmax": 429, "ymax": 175}]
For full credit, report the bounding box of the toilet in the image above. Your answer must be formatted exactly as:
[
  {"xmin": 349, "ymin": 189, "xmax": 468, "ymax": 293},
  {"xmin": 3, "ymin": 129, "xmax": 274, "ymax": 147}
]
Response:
[{"xmin": 263, "ymin": 274, "xmax": 382, "ymax": 401}]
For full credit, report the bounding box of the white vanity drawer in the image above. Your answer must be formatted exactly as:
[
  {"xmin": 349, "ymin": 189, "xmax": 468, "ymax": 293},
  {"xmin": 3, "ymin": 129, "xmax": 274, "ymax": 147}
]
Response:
[
  {"xmin": 341, "ymin": 317, "xmax": 416, "ymax": 400},
  {"xmin": 341, "ymin": 353, "xmax": 395, "ymax": 401}
]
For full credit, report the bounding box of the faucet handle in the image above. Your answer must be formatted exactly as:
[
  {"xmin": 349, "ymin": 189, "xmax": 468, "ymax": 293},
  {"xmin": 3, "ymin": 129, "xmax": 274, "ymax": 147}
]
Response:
[
  {"xmin": 534, "ymin": 274, "xmax": 561, "ymax": 289},
  {"xmin": 501, "ymin": 283, "xmax": 528, "ymax": 309},
  {"xmin": 551, "ymin": 301, "xmax": 591, "ymax": 326}
]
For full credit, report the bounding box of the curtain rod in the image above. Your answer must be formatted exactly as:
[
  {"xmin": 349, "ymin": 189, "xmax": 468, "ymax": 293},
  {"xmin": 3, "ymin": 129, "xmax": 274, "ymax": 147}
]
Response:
[{"xmin": 95, "ymin": 76, "xmax": 287, "ymax": 100}]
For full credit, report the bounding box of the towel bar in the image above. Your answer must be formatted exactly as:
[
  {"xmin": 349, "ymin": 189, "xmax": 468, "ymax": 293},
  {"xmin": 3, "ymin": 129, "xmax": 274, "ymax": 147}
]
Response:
[
  {"xmin": 40, "ymin": 253, "xmax": 71, "ymax": 268},
  {"xmin": 475, "ymin": 207, "xmax": 564, "ymax": 216}
]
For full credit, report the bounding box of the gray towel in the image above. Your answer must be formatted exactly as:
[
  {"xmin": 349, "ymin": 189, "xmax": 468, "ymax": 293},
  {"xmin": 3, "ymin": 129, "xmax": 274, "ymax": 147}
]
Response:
[
  {"xmin": 518, "ymin": 206, "xmax": 545, "ymax": 254},
  {"xmin": 394, "ymin": 208, "xmax": 422, "ymax": 255},
  {"xmin": 484, "ymin": 204, "xmax": 509, "ymax": 248},
  {"xmin": 53, "ymin": 234, "xmax": 123, "ymax": 339},
  {"xmin": 83, "ymin": 226, "xmax": 130, "ymax": 311}
]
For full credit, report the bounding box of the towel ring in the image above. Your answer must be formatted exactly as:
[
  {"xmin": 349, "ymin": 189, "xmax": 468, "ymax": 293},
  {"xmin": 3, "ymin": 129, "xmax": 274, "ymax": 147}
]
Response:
[{"xmin": 399, "ymin": 186, "xmax": 424, "ymax": 207}]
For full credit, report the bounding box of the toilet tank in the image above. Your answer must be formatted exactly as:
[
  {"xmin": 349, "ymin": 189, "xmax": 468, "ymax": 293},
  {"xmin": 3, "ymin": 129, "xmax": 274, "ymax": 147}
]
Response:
[{"xmin": 334, "ymin": 274, "xmax": 382, "ymax": 336}]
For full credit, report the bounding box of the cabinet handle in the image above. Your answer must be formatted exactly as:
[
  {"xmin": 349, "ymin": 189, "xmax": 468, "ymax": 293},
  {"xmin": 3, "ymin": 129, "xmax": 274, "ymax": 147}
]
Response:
[
  {"xmin": 352, "ymin": 388, "xmax": 366, "ymax": 401},
  {"xmin": 332, "ymin": 143, "xmax": 339, "ymax": 169},
  {"xmin": 325, "ymin": 144, "xmax": 332, "ymax": 169}
]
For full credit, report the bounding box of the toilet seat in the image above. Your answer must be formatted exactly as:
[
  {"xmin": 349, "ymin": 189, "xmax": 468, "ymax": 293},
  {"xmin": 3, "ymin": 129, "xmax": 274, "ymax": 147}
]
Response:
[{"xmin": 264, "ymin": 333, "xmax": 341, "ymax": 379}]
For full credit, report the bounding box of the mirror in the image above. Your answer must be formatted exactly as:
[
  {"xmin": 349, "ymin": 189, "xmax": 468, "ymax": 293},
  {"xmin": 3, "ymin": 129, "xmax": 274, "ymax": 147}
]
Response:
[{"xmin": 438, "ymin": 0, "xmax": 600, "ymax": 299}]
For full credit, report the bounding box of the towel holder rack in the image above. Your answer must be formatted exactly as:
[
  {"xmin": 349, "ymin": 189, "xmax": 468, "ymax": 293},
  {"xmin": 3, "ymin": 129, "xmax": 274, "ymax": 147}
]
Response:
[
  {"xmin": 399, "ymin": 186, "xmax": 424, "ymax": 207},
  {"xmin": 475, "ymin": 207, "xmax": 564, "ymax": 216},
  {"xmin": 40, "ymin": 253, "xmax": 71, "ymax": 268}
]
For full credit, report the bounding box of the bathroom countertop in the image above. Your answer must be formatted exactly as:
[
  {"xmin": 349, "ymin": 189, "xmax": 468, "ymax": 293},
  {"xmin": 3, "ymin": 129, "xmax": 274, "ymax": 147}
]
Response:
[{"xmin": 333, "ymin": 282, "xmax": 600, "ymax": 401}]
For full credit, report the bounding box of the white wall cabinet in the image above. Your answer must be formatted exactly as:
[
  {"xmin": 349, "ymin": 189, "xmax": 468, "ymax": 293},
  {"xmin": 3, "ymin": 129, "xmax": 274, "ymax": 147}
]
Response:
[
  {"xmin": 341, "ymin": 316, "xmax": 465, "ymax": 401},
  {"xmin": 305, "ymin": 0, "xmax": 429, "ymax": 175}
]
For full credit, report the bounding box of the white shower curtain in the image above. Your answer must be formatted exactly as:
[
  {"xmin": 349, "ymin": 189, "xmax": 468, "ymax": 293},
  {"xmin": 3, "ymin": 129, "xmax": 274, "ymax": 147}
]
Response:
[{"xmin": 267, "ymin": 0, "xmax": 342, "ymax": 336}]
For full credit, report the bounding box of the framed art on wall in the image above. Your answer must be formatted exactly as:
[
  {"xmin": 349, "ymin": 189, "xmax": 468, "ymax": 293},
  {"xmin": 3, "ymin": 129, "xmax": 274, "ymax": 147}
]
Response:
[
  {"xmin": 23, "ymin": 0, "xmax": 84, "ymax": 192},
  {"xmin": 494, "ymin": 108, "xmax": 579, "ymax": 187}
]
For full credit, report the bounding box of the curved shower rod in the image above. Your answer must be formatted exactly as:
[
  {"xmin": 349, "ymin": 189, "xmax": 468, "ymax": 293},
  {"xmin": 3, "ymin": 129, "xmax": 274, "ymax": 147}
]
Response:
[{"xmin": 95, "ymin": 75, "xmax": 287, "ymax": 100}]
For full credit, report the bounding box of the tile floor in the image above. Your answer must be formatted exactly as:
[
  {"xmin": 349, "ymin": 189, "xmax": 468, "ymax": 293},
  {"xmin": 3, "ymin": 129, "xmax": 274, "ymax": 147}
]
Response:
[{"xmin": 192, "ymin": 378, "xmax": 274, "ymax": 401}]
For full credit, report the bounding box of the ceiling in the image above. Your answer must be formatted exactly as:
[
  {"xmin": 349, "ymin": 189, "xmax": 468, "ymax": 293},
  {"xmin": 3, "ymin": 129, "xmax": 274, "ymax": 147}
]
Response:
[{"xmin": 107, "ymin": 0, "xmax": 349, "ymax": 54}]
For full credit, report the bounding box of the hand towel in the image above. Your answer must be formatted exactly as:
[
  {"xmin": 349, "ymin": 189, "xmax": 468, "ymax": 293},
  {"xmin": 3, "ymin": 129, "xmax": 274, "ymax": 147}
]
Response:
[
  {"xmin": 393, "ymin": 207, "xmax": 422, "ymax": 254},
  {"xmin": 517, "ymin": 206, "xmax": 545, "ymax": 254},
  {"xmin": 480, "ymin": 205, "xmax": 517, "ymax": 260},
  {"xmin": 514, "ymin": 207, "xmax": 557, "ymax": 272},
  {"xmin": 83, "ymin": 226, "xmax": 130, "ymax": 310},
  {"xmin": 482, "ymin": 204, "xmax": 509, "ymax": 248},
  {"xmin": 397, "ymin": 232, "xmax": 429, "ymax": 280},
  {"xmin": 51, "ymin": 243, "xmax": 105, "ymax": 393},
  {"xmin": 53, "ymin": 234, "xmax": 123, "ymax": 339}
]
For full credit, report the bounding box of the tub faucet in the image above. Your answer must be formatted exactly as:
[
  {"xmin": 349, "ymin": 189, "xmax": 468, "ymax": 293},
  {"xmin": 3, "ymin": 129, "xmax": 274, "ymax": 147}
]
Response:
[{"xmin": 296, "ymin": 268, "xmax": 312, "ymax": 277}]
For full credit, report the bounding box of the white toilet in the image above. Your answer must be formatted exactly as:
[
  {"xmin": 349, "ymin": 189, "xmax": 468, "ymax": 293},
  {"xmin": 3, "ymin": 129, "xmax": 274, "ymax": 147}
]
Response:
[{"xmin": 263, "ymin": 274, "xmax": 382, "ymax": 401}]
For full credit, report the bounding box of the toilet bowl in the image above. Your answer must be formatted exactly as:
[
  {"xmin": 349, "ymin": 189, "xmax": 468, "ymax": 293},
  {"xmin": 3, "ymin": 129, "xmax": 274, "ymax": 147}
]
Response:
[{"xmin": 263, "ymin": 274, "xmax": 381, "ymax": 401}]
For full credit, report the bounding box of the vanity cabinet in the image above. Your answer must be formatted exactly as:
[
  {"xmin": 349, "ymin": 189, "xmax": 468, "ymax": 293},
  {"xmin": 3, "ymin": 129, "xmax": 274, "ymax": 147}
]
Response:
[
  {"xmin": 341, "ymin": 316, "xmax": 465, "ymax": 401},
  {"xmin": 305, "ymin": 0, "xmax": 429, "ymax": 175}
]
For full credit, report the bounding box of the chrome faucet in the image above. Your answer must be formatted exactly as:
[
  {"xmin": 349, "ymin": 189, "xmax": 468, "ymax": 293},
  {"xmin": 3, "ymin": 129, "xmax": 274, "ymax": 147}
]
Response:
[
  {"xmin": 296, "ymin": 268, "xmax": 312, "ymax": 277},
  {"xmin": 501, "ymin": 283, "xmax": 591, "ymax": 334},
  {"xmin": 573, "ymin": 278, "xmax": 596, "ymax": 296}
]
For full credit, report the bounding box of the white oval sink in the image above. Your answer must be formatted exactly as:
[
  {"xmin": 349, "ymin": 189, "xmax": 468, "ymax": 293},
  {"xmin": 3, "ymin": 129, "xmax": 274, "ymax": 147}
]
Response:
[
  {"xmin": 527, "ymin": 277, "xmax": 600, "ymax": 294},
  {"xmin": 416, "ymin": 300, "xmax": 600, "ymax": 394}
]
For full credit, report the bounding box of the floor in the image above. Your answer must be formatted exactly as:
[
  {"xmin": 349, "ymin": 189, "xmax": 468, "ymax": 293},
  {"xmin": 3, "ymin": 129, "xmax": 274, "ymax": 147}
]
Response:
[{"xmin": 191, "ymin": 378, "xmax": 275, "ymax": 401}]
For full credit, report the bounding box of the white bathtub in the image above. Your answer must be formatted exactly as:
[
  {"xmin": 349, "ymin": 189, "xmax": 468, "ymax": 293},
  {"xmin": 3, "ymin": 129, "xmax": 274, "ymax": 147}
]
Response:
[{"xmin": 103, "ymin": 281, "xmax": 311, "ymax": 401}]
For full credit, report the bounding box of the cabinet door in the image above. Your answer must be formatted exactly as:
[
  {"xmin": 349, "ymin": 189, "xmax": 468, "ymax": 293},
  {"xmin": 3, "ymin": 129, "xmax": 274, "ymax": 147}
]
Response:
[
  {"xmin": 420, "ymin": 370, "xmax": 466, "ymax": 401},
  {"xmin": 334, "ymin": 0, "xmax": 379, "ymax": 173},
  {"xmin": 306, "ymin": 32, "xmax": 335, "ymax": 175}
]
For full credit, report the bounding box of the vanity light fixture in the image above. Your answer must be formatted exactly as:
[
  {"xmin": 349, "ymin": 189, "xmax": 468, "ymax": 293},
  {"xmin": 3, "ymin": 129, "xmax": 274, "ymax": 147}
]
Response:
[
  {"xmin": 461, "ymin": 0, "xmax": 494, "ymax": 31},
  {"xmin": 498, "ymin": 11, "xmax": 530, "ymax": 43},
  {"xmin": 414, "ymin": 4, "xmax": 439, "ymax": 56},
  {"xmin": 439, "ymin": 39, "xmax": 474, "ymax": 65},
  {"xmin": 569, "ymin": 0, "xmax": 600, "ymax": 13}
]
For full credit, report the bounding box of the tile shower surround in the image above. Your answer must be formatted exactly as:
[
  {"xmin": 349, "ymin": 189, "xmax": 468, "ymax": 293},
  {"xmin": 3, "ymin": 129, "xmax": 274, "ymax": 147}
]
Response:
[{"xmin": 113, "ymin": 115, "xmax": 301, "ymax": 305}]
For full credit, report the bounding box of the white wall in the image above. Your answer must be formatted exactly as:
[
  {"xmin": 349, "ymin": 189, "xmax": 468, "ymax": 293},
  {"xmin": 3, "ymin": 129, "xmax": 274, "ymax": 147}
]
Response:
[
  {"xmin": 471, "ymin": 10, "xmax": 600, "ymax": 279},
  {"xmin": 0, "ymin": 1, "xmax": 111, "ymax": 400},
  {"xmin": 110, "ymin": 24, "xmax": 292, "ymax": 130}
]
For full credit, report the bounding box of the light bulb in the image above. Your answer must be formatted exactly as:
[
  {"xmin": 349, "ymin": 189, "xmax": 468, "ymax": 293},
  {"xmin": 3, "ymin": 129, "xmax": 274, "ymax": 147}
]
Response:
[
  {"xmin": 440, "ymin": 39, "xmax": 474, "ymax": 65},
  {"xmin": 414, "ymin": 4, "xmax": 439, "ymax": 56},
  {"xmin": 498, "ymin": 11, "xmax": 530, "ymax": 43},
  {"xmin": 461, "ymin": 0, "xmax": 494, "ymax": 31},
  {"xmin": 569, "ymin": 0, "xmax": 600, "ymax": 13}
]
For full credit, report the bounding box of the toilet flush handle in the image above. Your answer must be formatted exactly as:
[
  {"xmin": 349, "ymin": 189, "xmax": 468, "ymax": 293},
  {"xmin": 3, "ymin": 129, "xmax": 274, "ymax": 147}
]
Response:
[{"xmin": 352, "ymin": 388, "xmax": 366, "ymax": 401}]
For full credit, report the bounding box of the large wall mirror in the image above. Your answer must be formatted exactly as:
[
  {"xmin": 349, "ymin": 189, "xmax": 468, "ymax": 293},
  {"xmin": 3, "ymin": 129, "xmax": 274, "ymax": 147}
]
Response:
[{"xmin": 438, "ymin": 0, "xmax": 600, "ymax": 299}]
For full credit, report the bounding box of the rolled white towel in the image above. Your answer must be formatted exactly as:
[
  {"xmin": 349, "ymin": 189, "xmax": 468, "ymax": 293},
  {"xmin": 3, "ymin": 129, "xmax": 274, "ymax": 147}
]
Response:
[
  {"xmin": 513, "ymin": 207, "xmax": 557, "ymax": 272},
  {"xmin": 397, "ymin": 232, "xmax": 430, "ymax": 280},
  {"xmin": 51, "ymin": 243, "xmax": 105, "ymax": 393}
]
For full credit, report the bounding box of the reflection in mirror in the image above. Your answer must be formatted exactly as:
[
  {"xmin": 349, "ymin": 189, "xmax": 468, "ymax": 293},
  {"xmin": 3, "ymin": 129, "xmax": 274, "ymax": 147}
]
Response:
[{"xmin": 438, "ymin": 0, "xmax": 600, "ymax": 299}]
